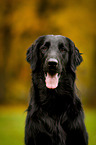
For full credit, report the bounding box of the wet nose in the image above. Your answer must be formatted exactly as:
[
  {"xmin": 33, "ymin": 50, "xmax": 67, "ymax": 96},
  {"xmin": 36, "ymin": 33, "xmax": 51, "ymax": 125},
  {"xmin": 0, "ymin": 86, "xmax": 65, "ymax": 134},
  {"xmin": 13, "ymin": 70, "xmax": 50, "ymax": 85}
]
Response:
[{"xmin": 48, "ymin": 58, "xmax": 58, "ymax": 68}]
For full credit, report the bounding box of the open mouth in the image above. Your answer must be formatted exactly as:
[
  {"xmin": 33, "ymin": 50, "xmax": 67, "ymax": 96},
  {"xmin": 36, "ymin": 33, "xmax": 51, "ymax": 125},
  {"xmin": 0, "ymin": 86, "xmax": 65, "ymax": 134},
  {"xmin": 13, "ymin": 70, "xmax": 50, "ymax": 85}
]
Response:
[{"xmin": 45, "ymin": 73, "xmax": 60, "ymax": 89}]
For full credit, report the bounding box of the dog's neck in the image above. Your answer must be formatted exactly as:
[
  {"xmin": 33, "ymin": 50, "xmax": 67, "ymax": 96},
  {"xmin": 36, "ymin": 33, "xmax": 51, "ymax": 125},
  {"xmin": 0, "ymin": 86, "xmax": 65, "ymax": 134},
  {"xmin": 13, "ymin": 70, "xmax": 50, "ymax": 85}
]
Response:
[{"xmin": 31, "ymin": 71, "xmax": 76, "ymax": 116}]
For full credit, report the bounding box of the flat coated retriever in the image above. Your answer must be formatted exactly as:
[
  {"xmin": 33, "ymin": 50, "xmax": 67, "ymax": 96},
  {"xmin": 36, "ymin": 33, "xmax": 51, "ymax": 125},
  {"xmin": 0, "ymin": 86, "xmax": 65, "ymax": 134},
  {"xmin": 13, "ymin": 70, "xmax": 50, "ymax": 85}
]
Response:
[{"xmin": 25, "ymin": 35, "xmax": 88, "ymax": 145}]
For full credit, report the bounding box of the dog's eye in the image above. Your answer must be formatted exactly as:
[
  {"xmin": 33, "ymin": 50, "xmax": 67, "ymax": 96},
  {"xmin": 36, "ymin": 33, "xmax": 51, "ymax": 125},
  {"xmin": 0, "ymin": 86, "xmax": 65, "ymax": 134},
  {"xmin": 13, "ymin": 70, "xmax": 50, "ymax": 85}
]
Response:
[
  {"xmin": 40, "ymin": 46, "xmax": 48, "ymax": 53},
  {"xmin": 59, "ymin": 47, "xmax": 67, "ymax": 52},
  {"xmin": 40, "ymin": 42, "xmax": 50, "ymax": 53},
  {"xmin": 59, "ymin": 43, "xmax": 68, "ymax": 52}
]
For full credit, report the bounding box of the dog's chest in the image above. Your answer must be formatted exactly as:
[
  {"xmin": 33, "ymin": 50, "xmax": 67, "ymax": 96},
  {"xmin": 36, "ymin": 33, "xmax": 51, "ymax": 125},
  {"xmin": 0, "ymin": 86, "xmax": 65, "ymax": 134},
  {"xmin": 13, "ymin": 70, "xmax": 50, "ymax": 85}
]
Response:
[{"xmin": 43, "ymin": 116, "xmax": 66, "ymax": 144}]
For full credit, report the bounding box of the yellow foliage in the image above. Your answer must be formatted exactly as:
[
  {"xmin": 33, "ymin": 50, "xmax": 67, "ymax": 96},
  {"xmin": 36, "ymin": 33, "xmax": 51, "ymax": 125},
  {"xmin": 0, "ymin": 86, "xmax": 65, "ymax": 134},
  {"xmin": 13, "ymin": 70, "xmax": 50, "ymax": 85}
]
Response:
[{"xmin": 0, "ymin": 0, "xmax": 96, "ymax": 105}]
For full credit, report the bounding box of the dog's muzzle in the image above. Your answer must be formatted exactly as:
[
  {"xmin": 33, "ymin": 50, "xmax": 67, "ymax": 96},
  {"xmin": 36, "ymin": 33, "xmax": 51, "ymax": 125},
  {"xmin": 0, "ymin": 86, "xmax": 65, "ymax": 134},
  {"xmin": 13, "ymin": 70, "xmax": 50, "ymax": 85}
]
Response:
[{"xmin": 44, "ymin": 58, "xmax": 60, "ymax": 89}]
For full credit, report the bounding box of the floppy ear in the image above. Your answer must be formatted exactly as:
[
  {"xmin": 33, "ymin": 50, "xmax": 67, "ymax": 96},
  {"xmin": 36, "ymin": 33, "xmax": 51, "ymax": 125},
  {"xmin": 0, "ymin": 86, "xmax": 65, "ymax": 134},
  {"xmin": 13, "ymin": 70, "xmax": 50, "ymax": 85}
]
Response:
[
  {"xmin": 69, "ymin": 39, "xmax": 83, "ymax": 73},
  {"xmin": 26, "ymin": 43, "xmax": 38, "ymax": 71},
  {"xmin": 74, "ymin": 47, "xmax": 83, "ymax": 67},
  {"xmin": 26, "ymin": 36, "xmax": 45, "ymax": 71}
]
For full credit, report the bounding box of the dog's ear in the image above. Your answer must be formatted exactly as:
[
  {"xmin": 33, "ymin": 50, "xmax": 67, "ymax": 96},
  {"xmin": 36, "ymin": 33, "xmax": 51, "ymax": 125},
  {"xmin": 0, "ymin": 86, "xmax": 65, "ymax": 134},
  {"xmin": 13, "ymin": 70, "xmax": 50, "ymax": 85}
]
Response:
[
  {"xmin": 68, "ymin": 38, "xmax": 83, "ymax": 73},
  {"xmin": 26, "ymin": 36, "xmax": 45, "ymax": 71},
  {"xmin": 74, "ymin": 46, "xmax": 83, "ymax": 67},
  {"xmin": 26, "ymin": 44, "xmax": 37, "ymax": 71}
]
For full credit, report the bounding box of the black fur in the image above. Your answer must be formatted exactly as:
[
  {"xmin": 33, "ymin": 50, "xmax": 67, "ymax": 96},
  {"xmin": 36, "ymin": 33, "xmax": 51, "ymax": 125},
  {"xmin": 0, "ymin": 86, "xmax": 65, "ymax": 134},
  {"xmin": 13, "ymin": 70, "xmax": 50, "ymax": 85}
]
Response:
[{"xmin": 25, "ymin": 35, "xmax": 88, "ymax": 145}]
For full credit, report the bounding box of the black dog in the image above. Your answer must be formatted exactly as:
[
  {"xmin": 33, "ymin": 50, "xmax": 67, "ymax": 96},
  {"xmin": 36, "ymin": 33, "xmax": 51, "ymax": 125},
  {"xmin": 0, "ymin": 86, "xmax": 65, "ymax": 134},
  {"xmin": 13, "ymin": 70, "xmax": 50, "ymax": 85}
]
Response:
[{"xmin": 25, "ymin": 35, "xmax": 88, "ymax": 145}]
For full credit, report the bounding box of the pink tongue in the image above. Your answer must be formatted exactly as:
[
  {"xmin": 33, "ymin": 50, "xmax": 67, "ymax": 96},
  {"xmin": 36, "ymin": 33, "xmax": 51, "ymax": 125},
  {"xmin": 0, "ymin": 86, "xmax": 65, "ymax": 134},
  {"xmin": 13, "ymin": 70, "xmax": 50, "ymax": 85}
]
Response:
[{"xmin": 45, "ymin": 73, "xmax": 59, "ymax": 89}]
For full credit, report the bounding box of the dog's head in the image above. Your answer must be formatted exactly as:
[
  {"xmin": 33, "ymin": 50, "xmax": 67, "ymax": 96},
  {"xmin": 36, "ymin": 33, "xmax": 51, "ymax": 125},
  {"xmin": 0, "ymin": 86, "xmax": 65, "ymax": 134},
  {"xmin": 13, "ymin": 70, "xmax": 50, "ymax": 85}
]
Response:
[{"xmin": 26, "ymin": 35, "xmax": 82, "ymax": 89}]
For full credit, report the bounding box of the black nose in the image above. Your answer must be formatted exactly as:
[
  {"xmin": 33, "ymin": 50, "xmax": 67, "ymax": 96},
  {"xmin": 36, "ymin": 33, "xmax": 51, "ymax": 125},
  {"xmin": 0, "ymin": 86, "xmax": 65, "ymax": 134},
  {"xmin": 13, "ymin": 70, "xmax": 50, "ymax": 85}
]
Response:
[{"xmin": 48, "ymin": 58, "xmax": 58, "ymax": 69}]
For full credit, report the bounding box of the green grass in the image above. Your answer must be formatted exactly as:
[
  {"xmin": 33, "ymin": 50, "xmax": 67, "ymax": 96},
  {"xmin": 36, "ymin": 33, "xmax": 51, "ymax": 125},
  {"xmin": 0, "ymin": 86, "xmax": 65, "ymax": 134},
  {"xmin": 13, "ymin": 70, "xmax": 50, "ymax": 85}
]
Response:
[
  {"xmin": 0, "ymin": 106, "xmax": 26, "ymax": 145},
  {"xmin": 85, "ymin": 109, "xmax": 96, "ymax": 145},
  {"xmin": 0, "ymin": 106, "xmax": 96, "ymax": 145}
]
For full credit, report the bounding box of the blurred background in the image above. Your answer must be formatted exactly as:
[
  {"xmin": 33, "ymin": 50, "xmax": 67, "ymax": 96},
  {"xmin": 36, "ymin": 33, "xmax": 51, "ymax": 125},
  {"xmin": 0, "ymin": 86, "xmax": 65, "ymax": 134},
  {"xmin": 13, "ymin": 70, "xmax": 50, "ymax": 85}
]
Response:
[{"xmin": 0, "ymin": 0, "xmax": 96, "ymax": 145}]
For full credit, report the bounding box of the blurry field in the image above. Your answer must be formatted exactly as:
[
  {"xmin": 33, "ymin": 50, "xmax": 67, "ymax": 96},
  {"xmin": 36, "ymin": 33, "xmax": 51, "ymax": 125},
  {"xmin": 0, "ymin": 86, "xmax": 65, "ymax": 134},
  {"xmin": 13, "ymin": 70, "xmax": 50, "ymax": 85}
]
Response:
[
  {"xmin": 0, "ymin": 106, "xmax": 26, "ymax": 145},
  {"xmin": 85, "ymin": 109, "xmax": 96, "ymax": 145},
  {"xmin": 0, "ymin": 106, "xmax": 96, "ymax": 145}
]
